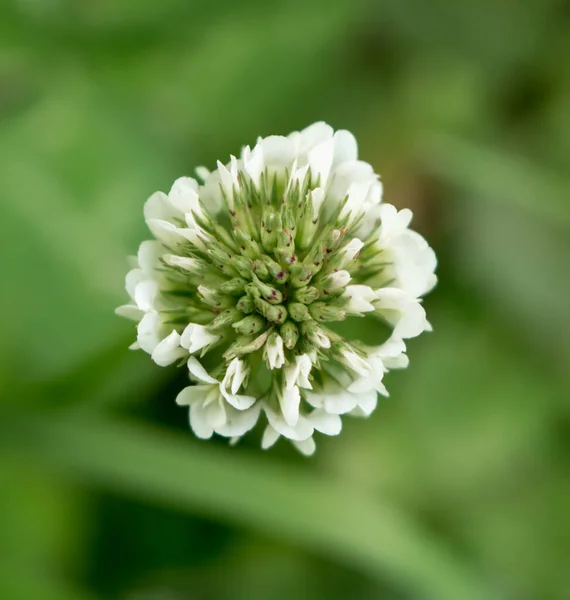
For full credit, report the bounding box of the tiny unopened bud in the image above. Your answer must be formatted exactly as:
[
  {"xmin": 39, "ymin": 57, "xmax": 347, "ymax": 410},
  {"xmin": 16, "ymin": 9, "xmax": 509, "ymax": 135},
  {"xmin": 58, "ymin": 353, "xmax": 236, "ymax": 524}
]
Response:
[
  {"xmin": 220, "ymin": 278, "xmax": 248, "ymax": 296},
  {"xmin": 262, "ymin": 255, "xmax": 289, "ymax": 283},
  {"xmin": 209, "ymin": 308, "xmax": 241, "ymax": 330},
  {"xmin": 288, "ymin": 302, "xmax": 311, "ymax": 322},
  {"xmin": 232, "ymin": 315, "xmax": 265, "ymax": 335},
  {"xmin": 234, "ymin": 230, "xmax": 262, "ymax": 259},
  {"xmin": 280, "ymin": 321, "xmax": 299, "ymax": 349},
  {"xmin": 303, "ymin": 240, "xmax": 326, "ymax": 271},
  {"xmin": 249, "ymin": 276, "xmax": 283, "ymax": 304},
  {"xmin": 289, "ymin": 266, "xmax": 314, "ymax": 288},
  {"xmin": 236, "ymin": 295, "xmax": 254, "ymax": 314},
  {"xmin": 261, "ymin": 210, "xmax": 280, "ymax": 252},
  {"xmin": 255, "ymin": 298, "xmax": 288, "ymax": 324},
  {"xmin": 252, "ymin": 260, "xmax": 270, "ymax": 280},
  {"xmin": 274, "ymin": 242, "xmax": 296, "ymax": 266},
  {"xmin": 230, "ymin": 255, "xmax": 253, "ymax": 279},
  {"xmin": 294, "ymin": 286, "xmax": 320, "ymax": 304},
  {"xmin": 208, "ymin": 245, "xmax": 233, "ymax": 270},
  {"xmin": 309, "ymin": 302, "xmax": 346, "ymax": 322}
]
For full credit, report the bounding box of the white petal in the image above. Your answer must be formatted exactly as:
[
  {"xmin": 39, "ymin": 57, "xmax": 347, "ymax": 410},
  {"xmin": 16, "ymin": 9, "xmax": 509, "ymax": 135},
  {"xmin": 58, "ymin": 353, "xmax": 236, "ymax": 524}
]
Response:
[
  {"xmin": 242, "ymin": 144, "xmax": 264, "ymax": 184},
  {"xmin": 308, "ymin": 138, "xmax": 334, "ymax": 185},
  {"xmin": 261, "ymin": 425, "xmax": 280, "ymax": 449},
  {"xmin": 217, "ymin": 159, "xmax": 239, "ymax": 208},
  {"xmin": 341, "ymin": 181, "xmax": 370, "ymax": 221},
  {"xmin": 221, "ymin": 391, "xmax": 257, "ymax": 411},
  {"xmin": 189, "ymin": 401, "xmax": 217, "ymax": 439},
  {"xmin": 279, "ymin": 386, "xmax": 300, "ymax": 427},
  {"xmin": 327, "ymin": 160, "xmax": 375, "ymax": 204},
  {"xmin": 163, "ymin": 254, "xmax": 200, "ymax": 272},
  {"xmin": 332, "ymin": 129, "xmax": 358, "ymax": 165},
  {"xmin": 265, "ymin": 405, "xmax": 313, "ymax": 441},
  {"xmin": 340, "ymin": 348, "xmax": 371, "ymax": 377},
  {"xmin": 310, "ymin": 187, "xmax": 326, "ymax": 218},
  {"xmin": 285, "ymin": 354, "xmax": 313, "ymax": 390},
  {"xmin": 175, "ymin": 384, "xmax": 210, "ymax": 406},
  {"xmin": 259, "ymin": 135, "xmax": 296, "ymax": 169},
  {"xmin": 380, "ymin": 230, "xmax": 438, "ymax": 297},
  {"xmin": 137, "ymin": 240, "xmax": 163, "ymax": 273},
  {"xmin": 292, "ymin": 437, "xmax": 316, "ymax": 456},
  {"xmin": 187, "ymin": 356, "xmax": 219, "ymax": 384},
  {"xmin": 297, "ymin": 355, "xmax": 313, "ymax": 389},
  {"xmin": 343, "ymin": 285, "xmax": 376, "ymax": 313},
  {"xmin": 168, "ymin": 177, "xmax": 200, "ymax": 214},
  {"xmin": 115, "ymin": 304, "xmax": 144, "ymax": 321},
  {"xmin": 136, "ymin": 312, "xmax": 162, "ymax": 354},
  {"xmin": 309, "ymin": 409, "xmax": 342, "ymax": 435},
  {"xmin": 181, "ymin": 323, "xmax": 220, "ymax": 353},
  {"xmin": 325, "ymin": 269, "xmax": 351, "ymax": 291},
  {"xmin": 264, "ymin": 334, "xmax": 285, "ymax": 370},
  {"xmin": 355, "ymin": 390, "xmax": 378, "ymax": 416},
  {"xmin": 195, "ymin": 166, "xmax": 210, "ymax": 182},
  {"xmin": 338, "ymin": 238, "xmax": 364, "ymax": 268},
  {"xmin": 222, "ymin": 358, "xmax": 248, "ymax": 395},
  {"xmin": 151, "ymin": 330, "xmax": 186, "ymax": 367},
  {"xmin": 374, "ymin": 288, "xmax": 427, "ymax": 339},
  {"xmin": 291, "ymin": 122, "xmax": 334, "ymax": 156},
  {"xmin": 203, "ymin": 397, "xmax": 227, "ymax": 429},
  {"xmin": 144, "ymin": 191, "xmax": 173, "ymax": 221},
  {"xmin": 146, "ymin": 218, "xmax": 185, "ymax": 246},
  {"xmin": 134, "ymin": 280, "xmax": 159, "ymax": 312},
  {"xmin": 305, "ymin": 390, "xmax": 358, "ymax": 415},
  {"xmin": 323, "ymin": 391, "xmax": 359, "ymax": 415},
  {"xmin": 217, "ymin": 404, "xmax": 261, "ymax": 438},
  {"xmin": 378, "ymin": 204, "xmax": 413, "ymax": 240},
  {"xmin": 125, "ymin": 268, "xmax": 145, "ymax": 299}
]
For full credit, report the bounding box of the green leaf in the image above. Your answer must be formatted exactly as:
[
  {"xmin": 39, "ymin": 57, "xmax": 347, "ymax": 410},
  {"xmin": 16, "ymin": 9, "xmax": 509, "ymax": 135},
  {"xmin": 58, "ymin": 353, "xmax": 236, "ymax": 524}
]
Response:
[{"xmin": 5, "ymin": 413, "xmax": 496, "ymax": 600}]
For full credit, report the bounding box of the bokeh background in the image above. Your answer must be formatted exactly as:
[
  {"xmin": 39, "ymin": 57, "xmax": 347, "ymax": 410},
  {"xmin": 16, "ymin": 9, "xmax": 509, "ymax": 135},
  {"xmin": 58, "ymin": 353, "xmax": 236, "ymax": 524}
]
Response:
[{"xmin": 1, "ymin": 0, "xmax": 570, "ymax": 599}]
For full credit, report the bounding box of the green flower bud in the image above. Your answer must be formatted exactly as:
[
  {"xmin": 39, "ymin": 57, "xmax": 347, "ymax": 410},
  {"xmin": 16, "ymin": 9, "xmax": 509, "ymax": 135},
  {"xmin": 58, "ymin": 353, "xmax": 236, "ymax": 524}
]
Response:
[
  {"xmin": 230, "ymin": 255, "xmax": 253, "ymax": 279},
  {"xmin": 288, "ymin": 302, "xmax": 311, "ymax": 322},
  {"xmin": 294, "ymin": 286, "xmax": 320, "ymax": 304},
  {"xmin": 261, "ymin": 210, "xmax": 280, "ymax": 252},
  {"xmin": 249, "ymin": 275, "xmax": 283, "ymax": 304},
  {"xmin": 232, "ymin": 315, "xmax": 266, "ymax": 335},
  {"xmin": 254, "ymin": 298, "xmax": 288, "ymax": 324},
  {"xmin": 252, "ymin": 260, "xmax": 270, "ymax": 280},
  {"xmin": 208, "ymin": 308, "xmax": 242, "ymax": 330},
  {"xmin": 236, "ymin": 295, "xmax": 254, "ymax": 314},
  {"xmin": 309, "ymin": 302, "xmax": 346, "ymax": 322},
  {"xmin": 220, "ymin": 277, "xmax": 248, "ymax": 296},
  {"xmin": 261, "ymin": 255, "xmax": 289, "ymax": 283},
  {"xmin": 280, "ymin": 320, "xmax": 299, "ymax": 350}
]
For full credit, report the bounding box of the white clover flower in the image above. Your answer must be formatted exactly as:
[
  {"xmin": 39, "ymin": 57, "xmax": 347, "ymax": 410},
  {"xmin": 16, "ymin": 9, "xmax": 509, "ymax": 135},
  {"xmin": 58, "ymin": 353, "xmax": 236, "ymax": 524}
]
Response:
[{"xmin": 117, "ymin": 122, "xmax": 437, "ymax": 455}]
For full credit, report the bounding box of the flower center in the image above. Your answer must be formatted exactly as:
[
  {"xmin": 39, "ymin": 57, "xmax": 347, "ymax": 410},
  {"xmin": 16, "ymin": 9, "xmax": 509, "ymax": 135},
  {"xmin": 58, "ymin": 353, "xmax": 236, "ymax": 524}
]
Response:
[{"xmin": 159, "ymin": 169, "xmax": 375, "ymax": 364}]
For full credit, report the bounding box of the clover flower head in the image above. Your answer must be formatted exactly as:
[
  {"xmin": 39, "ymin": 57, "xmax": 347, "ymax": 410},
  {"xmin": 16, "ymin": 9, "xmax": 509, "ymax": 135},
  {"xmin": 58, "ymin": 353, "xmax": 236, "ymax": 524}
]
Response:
[{"xmin": 117, "ymin": 122, "xmax": 437, "ymax": 455}]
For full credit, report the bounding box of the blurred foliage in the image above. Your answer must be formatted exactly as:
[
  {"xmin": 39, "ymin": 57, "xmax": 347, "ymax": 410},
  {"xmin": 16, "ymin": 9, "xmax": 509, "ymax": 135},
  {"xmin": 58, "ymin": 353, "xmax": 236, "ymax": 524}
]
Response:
[{"xmin": 1, "ymin": 0, "xmax": 569, "ymax": 599}]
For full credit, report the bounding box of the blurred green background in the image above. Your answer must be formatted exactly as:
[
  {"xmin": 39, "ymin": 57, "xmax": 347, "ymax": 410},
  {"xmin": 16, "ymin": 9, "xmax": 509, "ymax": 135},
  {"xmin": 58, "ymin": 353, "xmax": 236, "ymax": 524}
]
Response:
[{"xmin": 1, "ymin": 0, "xmax": 569, "ymax": 599}]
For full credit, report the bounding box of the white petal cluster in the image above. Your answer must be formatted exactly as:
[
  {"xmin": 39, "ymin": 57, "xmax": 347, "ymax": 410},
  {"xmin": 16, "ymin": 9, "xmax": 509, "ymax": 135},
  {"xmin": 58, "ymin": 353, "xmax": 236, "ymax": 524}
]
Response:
[{"xmin": 117, "ymin": 122, "xmax": 437, "ymax": 455}]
